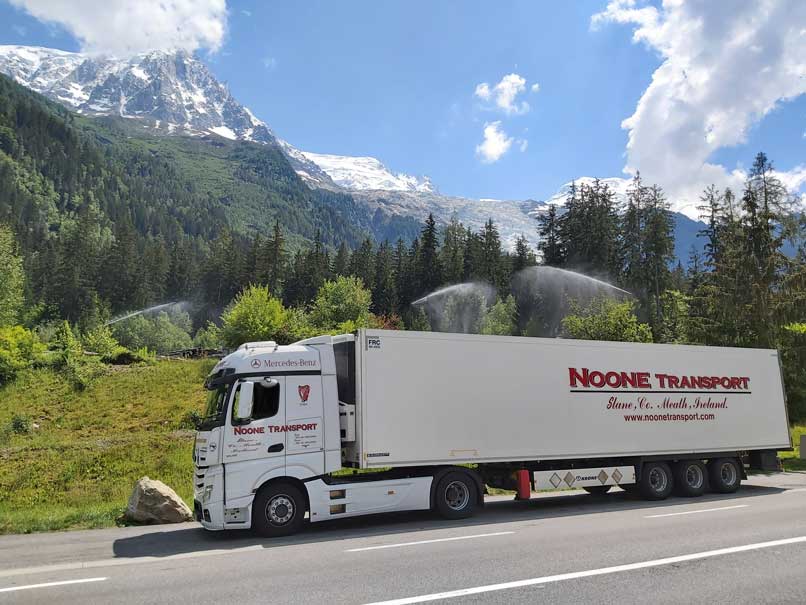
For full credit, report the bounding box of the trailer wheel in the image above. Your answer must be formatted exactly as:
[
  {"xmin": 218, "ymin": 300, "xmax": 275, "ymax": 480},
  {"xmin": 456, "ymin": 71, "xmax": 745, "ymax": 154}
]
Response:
[
  {"xmin": 708, "ymin": 458, "xmax": 741, "ymax": 494},
  {"xmin": 638, "ymin": 462, "xmax": 674, "ymax": 500},
  {"xmin": 583, "ymin": 486, "xmax": 612, "ymax": 496},
  {"xmin": 673, "ymin": 460, "xmax": 707, "ymax": 497},
  {"xmin": 434, "ymin": 471, "xmax": 477, "ymax": 519},
  {"xmin": 252, "ymin": 482, "xmax": 306, "ymax": 537}
]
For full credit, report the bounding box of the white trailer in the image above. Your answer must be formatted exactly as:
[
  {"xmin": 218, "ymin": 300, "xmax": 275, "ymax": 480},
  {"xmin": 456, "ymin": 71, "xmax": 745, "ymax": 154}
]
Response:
[{"xmin": 193, "ymin": 329, "xmax": 791, "ymax": 537}]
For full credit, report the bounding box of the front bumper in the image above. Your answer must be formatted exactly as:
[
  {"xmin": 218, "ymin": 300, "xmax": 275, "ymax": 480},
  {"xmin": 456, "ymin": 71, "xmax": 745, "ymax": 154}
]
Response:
[{"xmin": 193, "ymin": 465, "xmax": 225, "ymax": 530}]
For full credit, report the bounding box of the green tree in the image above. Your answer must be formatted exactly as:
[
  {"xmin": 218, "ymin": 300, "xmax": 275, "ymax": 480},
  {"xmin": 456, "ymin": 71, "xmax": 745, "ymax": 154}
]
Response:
[
  {"xmin": 0, "ymin": 224, "xmax": 24, "ymax": 326},
  {"xmin": 537, "ymin": 205, "xmax": 564, "ymax": 266},
  {"xmin": 417, "ymin": 214, "xmax": 442, "ymax": 295},
  {"xmin": 310, "ymin": 276, "xmax": 373, "ymax": 331},
  {"xmin": 562, "ymin": 298, "xmax": 652, "ymax": 343},
  {"xmin": 220, "ymin": 285, "xmax": 288, "ymax": 348},
  {"xmin": 0, "ymin": 325, "xmax": 43, "ymax": 384},
  {"xmin": 441, "ymin": 215, "xmax": 466, "ymax": 284},
  {"xmin": 480, "ymin": 295, "xmax": 517, "ymax": 335},
  {"xmin": 512, "ymin": 234, "xmax": 536, "ymax": 274},
  {"xmin": 372, "ymin": 241, "xmax": 397, "ymax": 315}
]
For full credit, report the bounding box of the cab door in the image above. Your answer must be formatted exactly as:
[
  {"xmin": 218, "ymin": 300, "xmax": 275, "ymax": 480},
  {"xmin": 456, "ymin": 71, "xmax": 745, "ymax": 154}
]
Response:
[
  {"xmin": 223, "ymin": 377, "xmax": 286, "ymax": 474},
  {"xmin": 284, "ymin": 375, "xmax": 325, "ymax": 475}
]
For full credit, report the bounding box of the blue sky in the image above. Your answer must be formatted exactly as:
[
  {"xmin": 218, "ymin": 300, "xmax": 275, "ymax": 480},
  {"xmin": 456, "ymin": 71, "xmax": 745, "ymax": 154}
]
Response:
[{"xmin": 1, "ymin": 0, "xmax": 805, "ymax": 209}]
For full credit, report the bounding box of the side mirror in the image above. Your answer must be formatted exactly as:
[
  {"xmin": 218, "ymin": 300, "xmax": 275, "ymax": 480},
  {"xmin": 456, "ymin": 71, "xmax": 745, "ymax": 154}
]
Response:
[{"xmin": 234, "ymin": 381, "xmax": 254, "ymax": 421}]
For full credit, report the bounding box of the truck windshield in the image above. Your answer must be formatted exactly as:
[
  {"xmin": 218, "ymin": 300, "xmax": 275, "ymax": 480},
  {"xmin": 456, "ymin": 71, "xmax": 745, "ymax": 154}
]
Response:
[{"xmin": 199, "ymin": 385, "xmax": 229, "ymax": 430}]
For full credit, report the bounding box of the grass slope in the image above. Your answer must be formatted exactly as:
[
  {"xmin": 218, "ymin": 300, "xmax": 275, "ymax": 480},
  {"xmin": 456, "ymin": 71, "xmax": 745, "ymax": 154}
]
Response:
[{"xmin": 0, "ymin": 360, "xmax": 213, "ymax": 534}]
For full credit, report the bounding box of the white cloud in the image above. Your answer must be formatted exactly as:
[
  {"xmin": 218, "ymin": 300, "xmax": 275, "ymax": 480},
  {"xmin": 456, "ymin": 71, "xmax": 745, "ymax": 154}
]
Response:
[
  {"xmin": 12, "ymin": 24, "xmax": 27, "ymax": 37},
  {"xmin": 241, "ymin": 9, "xmax": 252, "ymax": 17},
  {"xmin": 518, "ymin": 139, "xmax": 528, "ymax": 152},
  {"xmin": 476, "ymin": 121, "xmax": 513, "ymax": 163},
  {"xmin": 8, "ymin": 0, "xmax": 228, "ymax": 56},
  {"xmin": 474, "ymin": 73, "xmax": 531, "ymax": 115},
  {"xmin": 530, "ymin": 83, "xmax": 540, "ymax": 93},
  {"xmin": 593, "ymin": 0, "xmax": 806, "ymax": 215},
  {"xmin": 262, "ymin": 56, "xmax": 277, "ymax": 70}
]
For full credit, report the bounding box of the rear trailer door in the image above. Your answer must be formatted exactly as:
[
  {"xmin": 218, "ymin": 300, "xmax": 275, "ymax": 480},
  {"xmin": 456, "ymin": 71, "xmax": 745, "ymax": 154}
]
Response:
[{"xmin": 356, "ymin": 330, "xmax": 791, "ymax": 468}]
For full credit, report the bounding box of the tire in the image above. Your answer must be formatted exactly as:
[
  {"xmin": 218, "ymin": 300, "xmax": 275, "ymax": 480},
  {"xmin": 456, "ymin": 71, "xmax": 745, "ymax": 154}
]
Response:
[
  {"xmin": 252, "ymin": 482, "xmax": 306, "ymax": 537},
  {"xmin": 708, "ymin": 458, "xmax": 742, "ymax": 494},
  {"xmin": 434, "ymin": 471, "xmax": 478, "ymax": 519},
  {"xmin": 673, "ymin": 460, "xmax": 707, "ymax": 497},
  {"xmin": 639, "ymin": 462, "xmax": 674, "ymax": 500},
  {"xmin": 583, "ymin": 485, "xmax": 612, "ymax": 496}
]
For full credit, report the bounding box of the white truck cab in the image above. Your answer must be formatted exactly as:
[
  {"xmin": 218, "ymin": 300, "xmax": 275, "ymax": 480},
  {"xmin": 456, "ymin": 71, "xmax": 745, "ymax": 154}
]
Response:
[{"xmin": 193, "ymin": 335, "xmax": 435, "ymax": 535}]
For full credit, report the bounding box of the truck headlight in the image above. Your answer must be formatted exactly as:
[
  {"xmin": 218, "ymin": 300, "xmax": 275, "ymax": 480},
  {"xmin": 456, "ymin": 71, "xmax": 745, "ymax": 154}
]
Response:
[{"xmin": 203, "ymin": 485, "xmax": 214, "ymax": 503}]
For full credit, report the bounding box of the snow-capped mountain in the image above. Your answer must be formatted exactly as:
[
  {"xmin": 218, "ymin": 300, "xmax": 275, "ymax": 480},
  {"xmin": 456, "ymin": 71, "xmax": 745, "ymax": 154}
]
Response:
[
  {"xmin": 301, "ymin": 152, "xmax": 436, "ymax": 194},
  {"xmin": 0, "ymin": 44, "xmax": 546, "ymax": 247},
  {"xmin": 541, "ymin": 177, "xmax": 633, "ymax": 207},
  {"xmin": 0, "ymin": 45, "xmax": 277, "ymax": 142}
]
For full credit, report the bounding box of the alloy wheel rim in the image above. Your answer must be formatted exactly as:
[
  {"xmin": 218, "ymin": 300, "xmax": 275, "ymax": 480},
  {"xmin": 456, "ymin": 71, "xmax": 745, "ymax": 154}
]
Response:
[
  {"xmin": 445, "ymin": 481, "xmax": 470, "ymax": 511},
  {"xmin": 267, "ymin": 494, "xmax": 294, "ymax": 525}
]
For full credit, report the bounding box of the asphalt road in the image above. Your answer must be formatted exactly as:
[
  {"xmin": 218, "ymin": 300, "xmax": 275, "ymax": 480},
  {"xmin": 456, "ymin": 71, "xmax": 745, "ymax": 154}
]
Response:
[{"xmin": 2, "ymin": 472, "xmax": 806, "ymax": 604}]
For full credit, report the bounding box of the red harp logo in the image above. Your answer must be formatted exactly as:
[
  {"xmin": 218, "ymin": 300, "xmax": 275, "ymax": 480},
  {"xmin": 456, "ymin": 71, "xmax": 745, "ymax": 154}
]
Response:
[{"xmin": 298, "ymin": 384, "xmax": 311, "ymax": 402}]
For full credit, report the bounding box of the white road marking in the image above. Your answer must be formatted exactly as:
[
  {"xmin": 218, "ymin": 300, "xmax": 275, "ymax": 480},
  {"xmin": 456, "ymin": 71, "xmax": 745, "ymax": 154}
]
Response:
[
  {"xmin": 645, "ymin": 504, "xmax": 748, "ymax": 518},
  {"xmin": 363, "ymin": 536, "xmax": 806, "ymax": 605},
  {"xmin": 345, "ymin": 531, "xmax": 514, "ymax": 552},
  {"xmin": 0, "ymin": 577, "xmax": 107, "ymax": 593},
  {"xmin": 785, "ymin": 488, "xmax": 806, "ymax": 493},
  {"xmin": 0, "ymin": 546, "xmax": 266, "ymax": 580}
]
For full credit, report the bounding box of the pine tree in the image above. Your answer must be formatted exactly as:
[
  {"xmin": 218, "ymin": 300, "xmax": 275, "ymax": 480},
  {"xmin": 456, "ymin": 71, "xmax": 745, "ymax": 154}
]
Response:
[
  {"xmin": 513, "ymin": 234, "xmax": 536, "ymax": 273},
  {"xmin": 416, "ymin": 214, "xmax": 442, "ymax": 295},
  {"xmin": 642, "ymin": 185, "xmax": 675, "ymax": 336},
  {"xmin": 440, "ymin": 215, "xmax": 465, "ymax": 284},
  {"xmin": 372, "ymin": 241, "xmax": 397, "ymax": 315},
  {"xmin": 537, "ymin": 205, "xmax": 564, "ymax": 266},
  {"xmin": 349, "ymin": 238, "xmax": 375, "ymax": 290},
  {"xmin": 480, "ymin": 219, "xmax": 504, "ymax": 290},
  {"xmin": 331, "ymin": 242, "xmax": 350, "ymax": 277},
  {"xmin": 619, "ymin": 173, "xmax": 645, "ymax": 294}
]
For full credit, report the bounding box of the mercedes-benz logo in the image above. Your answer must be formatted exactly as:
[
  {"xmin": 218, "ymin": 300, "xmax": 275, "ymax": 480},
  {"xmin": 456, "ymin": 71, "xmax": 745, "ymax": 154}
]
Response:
[{"xmin": 250, "ymin": 359, "xmax": 261, "ymax": 368}]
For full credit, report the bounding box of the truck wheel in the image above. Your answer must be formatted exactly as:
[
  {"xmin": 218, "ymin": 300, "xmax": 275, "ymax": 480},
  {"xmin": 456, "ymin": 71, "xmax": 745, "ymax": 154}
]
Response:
[
  {"xmin": 673, "ymin": 461, "xmax": 706, "ymax": 497},
  {"xmin": 639, "ymin": 462, "xmax": 673, "ymax": 500},
  {"xmin": 434, "ymin": 471, "xmax": 477, "ymax": 519},
  {"xmin": 583, "ymin": 486, "xmax": 612, "ymax": 496},
  {"xmin": 708, "ymin": 458, "xmax": 741, "ymax": 494},
  {"xmin": 252, "ymin": 482, "xmax": 306, "ymax": 537}
]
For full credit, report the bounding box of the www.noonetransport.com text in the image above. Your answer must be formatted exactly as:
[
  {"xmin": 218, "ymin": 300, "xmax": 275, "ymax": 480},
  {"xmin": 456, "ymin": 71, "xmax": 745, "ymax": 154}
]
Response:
[{"xmin": 624, "ymin": 412, "xmax": 716, "ymax": 423}]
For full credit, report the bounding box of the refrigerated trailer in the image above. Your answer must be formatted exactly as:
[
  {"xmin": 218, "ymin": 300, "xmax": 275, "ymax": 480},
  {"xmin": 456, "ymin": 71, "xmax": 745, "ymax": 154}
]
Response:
[{"xmin": 192, "ymin": 329, "xmax": 791, "ymax": 536}]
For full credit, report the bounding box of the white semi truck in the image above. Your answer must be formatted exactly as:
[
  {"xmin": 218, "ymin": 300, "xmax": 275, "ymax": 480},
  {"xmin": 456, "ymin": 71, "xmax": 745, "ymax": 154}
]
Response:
[{"xmin": 193, "ymin": 329, "xmax": 791, "ymax": 537}]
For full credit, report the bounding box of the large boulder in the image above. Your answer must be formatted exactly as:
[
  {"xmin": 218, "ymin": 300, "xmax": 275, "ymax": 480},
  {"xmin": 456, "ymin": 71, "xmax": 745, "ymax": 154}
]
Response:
[{"xmin": 125, "ymin": 476, "xmax": 193, "ymax": 524}]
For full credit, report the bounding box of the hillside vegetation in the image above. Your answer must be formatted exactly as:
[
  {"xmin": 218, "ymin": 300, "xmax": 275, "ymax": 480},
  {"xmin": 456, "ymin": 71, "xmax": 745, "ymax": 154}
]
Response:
[{"xmin": 0, "ymin": 359, "xmax": 212, "ymax": 534}]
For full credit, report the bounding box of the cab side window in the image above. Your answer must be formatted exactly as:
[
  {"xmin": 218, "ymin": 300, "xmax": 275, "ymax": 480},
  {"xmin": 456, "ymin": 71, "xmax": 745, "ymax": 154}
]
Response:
[
  {"xmin": 253, "ymin": 382, "xmax": 280, "ymax": 420},
  {"xmin": 231, "ymin": 381, "xmax": 280, "ymax": 422}
]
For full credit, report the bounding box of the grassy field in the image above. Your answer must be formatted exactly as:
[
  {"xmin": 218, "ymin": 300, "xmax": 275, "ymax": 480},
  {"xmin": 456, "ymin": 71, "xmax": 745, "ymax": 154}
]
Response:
[
  {"xmin": 0, "ymin": 360, "xmax": 213, "ymax": 534},
  {"xmin": 0, "ymin": 362, "xmax": 804, "ymax": 534}
]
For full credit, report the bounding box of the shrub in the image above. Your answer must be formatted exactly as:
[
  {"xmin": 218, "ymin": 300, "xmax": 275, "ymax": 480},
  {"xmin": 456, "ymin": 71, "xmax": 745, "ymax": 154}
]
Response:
[
  {"xmin": 310, "ymin": 277, "xmax": 372, "ymax": 331},
  {"xmin": 112, "ymin": 311, "xmax": 193, "ymax": 354},
  {"xmin": 562, "ymin": 298, "xmax": 653, "ymax": 343},
  {"xmin": 82, "ymin": 325, "xmax": 127, "ymax": 360},
  {"xmin": 192, "ymin": 322, "xmax": 222, "ymax": 349},
  {"xmin": 0, "ymin": 325, "xmax": 44, "ymax": 384},
  {"xmin": 220, "ymin": 285, "xmax": 288, "ymax": 348},
  {"xmin": 10, "ymin": 414, "xmax": 31, "ymax": 435},
  {"xmin": 480, "ymin": 296, "xmax": 518, "ymax": 336}
]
